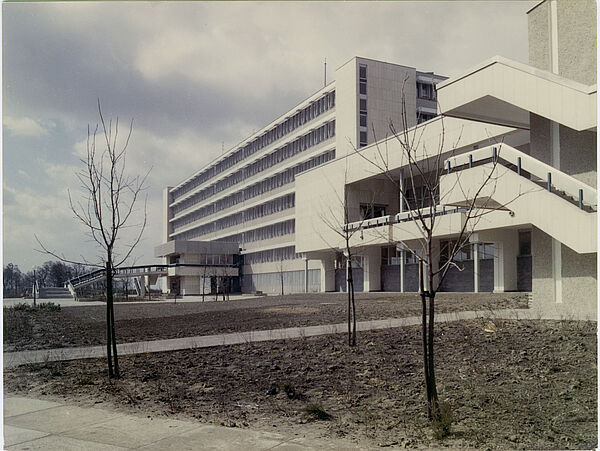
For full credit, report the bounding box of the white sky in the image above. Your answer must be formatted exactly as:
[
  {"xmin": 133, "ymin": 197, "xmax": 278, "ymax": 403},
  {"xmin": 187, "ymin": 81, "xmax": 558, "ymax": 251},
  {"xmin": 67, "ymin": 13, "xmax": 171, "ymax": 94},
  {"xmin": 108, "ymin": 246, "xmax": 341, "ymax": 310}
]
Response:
[{"xmin": 2, "ymin": 1, "xmax": 537, "ymax": 272}]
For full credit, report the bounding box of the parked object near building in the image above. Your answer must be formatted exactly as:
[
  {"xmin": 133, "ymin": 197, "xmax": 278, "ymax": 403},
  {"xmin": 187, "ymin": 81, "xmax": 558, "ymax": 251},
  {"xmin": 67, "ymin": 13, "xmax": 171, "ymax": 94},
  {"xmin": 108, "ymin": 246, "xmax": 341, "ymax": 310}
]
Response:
[{"xmin": 157, "ymin": 0, "xmax": 597, "ymax": 319}]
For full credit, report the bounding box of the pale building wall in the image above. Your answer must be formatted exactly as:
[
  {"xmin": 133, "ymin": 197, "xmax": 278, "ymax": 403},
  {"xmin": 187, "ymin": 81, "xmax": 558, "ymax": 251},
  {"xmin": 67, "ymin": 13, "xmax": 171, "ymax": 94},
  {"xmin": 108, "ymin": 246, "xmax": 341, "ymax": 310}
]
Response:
[
  {"xmin": 532, "ymin": 227, "xmax": 597, "ymax": 318},
  {"xmin": 362, "ymin": 58, "xmax": 417, "ymax": 143},
  {"xmin": 556, "ymin": 0, "xmax": 596, "ymax": 85},
  {"xmin": 242, "ymin": 269, "xmax": 321, "ymax": 294},
  {"xmin": 559, "ymin": 125, "xmax": 597, "ymax": 188},
  {"xmin": 335, "ymin": 58, "xmax": 359, "ymax": 155},
  {"xmin": 362, "ymin": 246, "xmax": 381, "ymax": 292},
  {"xmin": 528, "ymin": 1, "xmax": 551, "ymax": 72},
  {"xmin": 528, "ymin": 0, "xmax": 597, "ymax": 188},
  {"xmin": 163, "ymin": 187, "xmax": 173, "ymax": 243}
]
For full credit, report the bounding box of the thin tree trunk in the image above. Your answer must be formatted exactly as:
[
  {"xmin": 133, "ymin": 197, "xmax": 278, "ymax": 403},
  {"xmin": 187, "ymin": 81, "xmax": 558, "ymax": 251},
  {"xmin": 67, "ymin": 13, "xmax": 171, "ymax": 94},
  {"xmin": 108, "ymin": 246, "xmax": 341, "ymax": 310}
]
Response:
[
  {"xmin": 347, "ymin": 257, "xmax": 353, "ymax": 346},
  {"xmin": 351, "ymin": 279, "xmax": 357, "ymax": 346},
  {"xmin": 419, "ymin": 260, "xmax": 431, "ymax": 417},
  {"xmin": 105, "ymin": 262, "xmax": 114, "ymax": 378},
  {"xmin": 428, "ymin": 293, "xmax": 438, "ymax": 414},
  {"xmin": 107, "ymin": 261, "xmax": 119, "ymax": 378}
]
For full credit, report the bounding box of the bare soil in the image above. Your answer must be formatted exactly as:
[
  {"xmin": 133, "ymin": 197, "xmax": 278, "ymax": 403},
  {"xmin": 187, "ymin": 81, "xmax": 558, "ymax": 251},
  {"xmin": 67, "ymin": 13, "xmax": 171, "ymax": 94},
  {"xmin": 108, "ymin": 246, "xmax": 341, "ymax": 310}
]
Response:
[
  {"xmin": 3, "ymin": 292, "xmax": 527, "ymax": 352},
  {"xmin": 4, "ymin": 318, "xmax": 596, "ymax": 450}
]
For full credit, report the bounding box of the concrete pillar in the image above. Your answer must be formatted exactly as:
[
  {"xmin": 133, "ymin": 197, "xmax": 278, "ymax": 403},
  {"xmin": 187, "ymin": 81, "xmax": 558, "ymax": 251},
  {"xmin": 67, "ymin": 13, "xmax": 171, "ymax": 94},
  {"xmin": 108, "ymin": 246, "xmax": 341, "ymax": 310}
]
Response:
[
  {"xmin": 362, "ymin": 247, "xmax": 381, "ymax": 292},
  {"xmin": 399, "ymin": 171, "xmax": 405, "ymax": 213},
  {"xmin": 319, "ymin": 256, "xmax": 335, "ymax": 292},
  {"xmin": 473, "ymin": 242, "xmax": 480, "ymax": 293},
  {"xmin": 493, "ymin": 242, "xmax": 504, "ymax": 293},
  {"xmin": 304, "ymin": 257, "xmax": 309, "ymax": 293},
  {"xmin": 431, "ymin": 240, "xmax": 440, "ymax": 292},
  {"xmin": 552, "ymin": 238, "xmax": 563, "ymax": 303},
  {"xmin": 136, "ymin": 277, "xmax": 146, "ymax": 296},
  {"xmin": 399, "ymin": 248, "xmax": 405, "ymax": 292}
]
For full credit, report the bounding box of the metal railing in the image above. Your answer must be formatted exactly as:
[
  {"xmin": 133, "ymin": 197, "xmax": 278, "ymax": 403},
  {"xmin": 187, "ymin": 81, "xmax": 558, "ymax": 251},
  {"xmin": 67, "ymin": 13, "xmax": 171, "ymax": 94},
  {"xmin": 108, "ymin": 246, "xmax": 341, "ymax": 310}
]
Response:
[
  {"xmin": 444, "ymin": 144, "xmax": 597, "ymax": 211},
  {"xmin": 66, "ymin": 263, "xmax": 238, "ymax": 288},
  {"xmin": 344, "ymin": 205, "xmax": 468, "ymax": 233}
]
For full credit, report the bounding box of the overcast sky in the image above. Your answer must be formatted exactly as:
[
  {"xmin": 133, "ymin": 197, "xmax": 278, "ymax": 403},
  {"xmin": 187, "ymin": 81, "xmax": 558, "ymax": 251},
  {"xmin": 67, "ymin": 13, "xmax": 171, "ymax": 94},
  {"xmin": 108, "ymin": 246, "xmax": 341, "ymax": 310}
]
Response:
[{"xmin": 3, "ymin": 1, "xmax": 536, "ymax": 273}]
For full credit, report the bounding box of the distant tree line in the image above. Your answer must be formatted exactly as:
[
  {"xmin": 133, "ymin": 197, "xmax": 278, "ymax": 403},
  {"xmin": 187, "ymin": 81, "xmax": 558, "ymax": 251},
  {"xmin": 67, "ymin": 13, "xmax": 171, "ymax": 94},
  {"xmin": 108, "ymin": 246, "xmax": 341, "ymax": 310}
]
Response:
[{"xmin": 3, "ymin": 261, "xmax": 90, "ymax": 298}]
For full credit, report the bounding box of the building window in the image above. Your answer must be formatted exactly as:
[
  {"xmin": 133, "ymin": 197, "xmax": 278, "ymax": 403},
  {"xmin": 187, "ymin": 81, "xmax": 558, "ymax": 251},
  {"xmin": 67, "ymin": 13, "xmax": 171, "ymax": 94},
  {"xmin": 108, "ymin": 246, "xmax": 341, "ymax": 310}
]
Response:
[
  {"xmin": 359, "ymin": 81, "xmax": 367, "ymax": 95},
  {"xmin": 360, "ymin": 203, "xmax": 387, "ymax": 220},
  {"xmin": 359, "ymin": 64, "xmax": 367, "ymax": 79},
  {"xmin": 359, "ymin": 131, "xmax": 367, "ymax": 147},
  {"xmin": 360, "ymin": 112, "xmax": 367, "ymax": 127}
]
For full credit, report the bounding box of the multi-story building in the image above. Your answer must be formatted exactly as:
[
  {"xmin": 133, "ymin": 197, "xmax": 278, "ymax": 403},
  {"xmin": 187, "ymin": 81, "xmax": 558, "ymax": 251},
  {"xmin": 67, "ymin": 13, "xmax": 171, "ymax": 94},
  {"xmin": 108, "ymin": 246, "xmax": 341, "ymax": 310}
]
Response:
[
  {"xmin": 157, "ymin": 0, "xmax": 596, "ymax": 319},
  {"xmin": 156, "ymin": 57, "xmax": 446, "ymax": 295},
  {"xmin": 295, "ymin": 0, "xmax": 597, "ymax": 317}
]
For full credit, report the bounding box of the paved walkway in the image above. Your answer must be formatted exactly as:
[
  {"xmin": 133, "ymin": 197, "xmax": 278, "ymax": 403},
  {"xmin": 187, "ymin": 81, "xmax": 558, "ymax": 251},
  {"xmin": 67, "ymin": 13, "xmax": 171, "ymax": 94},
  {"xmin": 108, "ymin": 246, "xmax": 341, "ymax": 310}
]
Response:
[
  {"xmin": 3, "ymin": 396, "xmax": 364, "ymax": 450},
  {"xmin": 3, "ymin": 309, "xmax": 546, "ymax": 369}
]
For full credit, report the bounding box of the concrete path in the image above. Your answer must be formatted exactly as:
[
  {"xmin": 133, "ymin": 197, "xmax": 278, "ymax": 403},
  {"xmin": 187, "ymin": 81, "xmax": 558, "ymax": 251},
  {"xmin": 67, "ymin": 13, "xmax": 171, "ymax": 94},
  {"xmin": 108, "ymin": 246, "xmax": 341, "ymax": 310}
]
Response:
[
  {"xmin": 3, "ymin": 396, "xmax": 363, "ymax": 450},
  {"xmin": 3, "ymin": 309, "xmax": 545, "ymax": 369}
]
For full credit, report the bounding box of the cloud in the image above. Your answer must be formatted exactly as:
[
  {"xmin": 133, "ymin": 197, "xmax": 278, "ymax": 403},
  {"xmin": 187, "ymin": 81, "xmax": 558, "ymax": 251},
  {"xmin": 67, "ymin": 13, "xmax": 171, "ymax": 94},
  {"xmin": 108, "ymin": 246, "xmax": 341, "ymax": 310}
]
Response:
[{"xmin": 3, "ymin": 116, "xmax": 49, "ymax": 137}]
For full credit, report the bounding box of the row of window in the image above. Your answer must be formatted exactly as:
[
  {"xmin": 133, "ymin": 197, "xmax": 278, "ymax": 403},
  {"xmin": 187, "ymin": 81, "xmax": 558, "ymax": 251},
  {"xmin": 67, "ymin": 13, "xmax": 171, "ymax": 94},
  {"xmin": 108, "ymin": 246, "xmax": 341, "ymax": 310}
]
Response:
[
  {"xmin": 440, "ymin": 241, "xmax": 495, "ymax": 262},
  {"xmin": 171, "ymin": 149, "xmax": 335, "ymax": 231},
  {"xmin": 232, "ymin": 219, "xmax": 295, "ymax": 244},
  {"xmin": 171, "ymin": 254, "xmax": 235, "ymax": 266},
  {"xmin": 172, "ymin": 121, "xmax": 335, "ymax": 216},
  {"xmin": 172, "ymin": 193, "xmax": 295, "ymax": 232},
  {"xmin": 380, "ymin": 242, "xmax": 494, "ymax": 267},
  {"xmin": 173, "ymin": 193, "xmax": 295, "ymax": 241},
  {"xmin": 243, "ymin": 245, "xmax": 302, "ymax": 265},
  {"xmin": 359, "ymin": 64, "xmax": 368, "ymax": 148},
  {"xmin": 171, "ymin": 90, "xmax": 336, "ymax": 201}
]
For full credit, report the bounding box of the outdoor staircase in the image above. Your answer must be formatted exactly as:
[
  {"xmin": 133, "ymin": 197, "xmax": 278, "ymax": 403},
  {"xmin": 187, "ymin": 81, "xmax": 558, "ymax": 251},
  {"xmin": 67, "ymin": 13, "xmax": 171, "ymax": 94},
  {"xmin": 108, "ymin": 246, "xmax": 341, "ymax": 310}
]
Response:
[{"xmin": 38, "ymin": 287, "xmax": 72, "ymax": 299}]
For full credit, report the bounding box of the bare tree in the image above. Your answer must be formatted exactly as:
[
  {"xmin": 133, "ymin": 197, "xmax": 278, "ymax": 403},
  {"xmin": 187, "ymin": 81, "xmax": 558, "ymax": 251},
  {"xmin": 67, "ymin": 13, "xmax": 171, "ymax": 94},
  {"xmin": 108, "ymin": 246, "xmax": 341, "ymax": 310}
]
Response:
[
  {"xmin": 318, "ymin": 162, "xmax": 373, "ymax": 347},
  {"xmin": 37, "ymin": 100, "xmax": 150, "ymax": 378},
  {"xmin": 352, "ymin": 81, "xmax": 524, "ymax": 421}
]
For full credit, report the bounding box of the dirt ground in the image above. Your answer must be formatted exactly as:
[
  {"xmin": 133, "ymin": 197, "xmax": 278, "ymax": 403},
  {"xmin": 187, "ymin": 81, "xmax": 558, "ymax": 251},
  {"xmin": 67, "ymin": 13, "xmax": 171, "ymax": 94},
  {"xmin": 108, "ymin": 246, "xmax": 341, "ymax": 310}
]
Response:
[
  {"xmin": 3, "ymin": 292, "xmax": 527, "ymax": 351},
  {"xmin": 4, "ymin": 318, "xmax": 596, "ymax": 450}
]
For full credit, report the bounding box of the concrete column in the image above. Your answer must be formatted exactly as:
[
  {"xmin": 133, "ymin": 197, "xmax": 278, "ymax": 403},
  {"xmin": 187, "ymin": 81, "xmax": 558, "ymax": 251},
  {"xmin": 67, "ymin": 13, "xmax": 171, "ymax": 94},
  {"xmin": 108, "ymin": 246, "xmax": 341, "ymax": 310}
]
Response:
[
  {"xmin": 399, "ymin": 249, "xmax": 405, "ymax": 293},
  {"xmin": 304, "ymin": 257, "xmax": 309, "ymax": 293},
  {"xmin": 399, "ymin": 171, "xmax": 405, "ymax": 213},
  {"xmin": 136, "ymin": 277, "xmax": 146, "ymax": 296},
  {"xmin": 552, "ymin": 238, "xmax": 563, "ymax": 303},
  {"xmin": 493, "ymin": 242, "xmax": 505, "ymax": 293},
  {"xmin": 362, "ymin": 247, "xmax": 381, "ymax": 292},
  {"xmin": 473, "ymin": 242, "xmax": 480, "ymax": 293},
  {"xmin": 431, "ymin": 240, "xmax": 440, "ymax": 292},
  {"xmin": 319, "ymin": 256, "xmax": 335, "ymax": 292}
]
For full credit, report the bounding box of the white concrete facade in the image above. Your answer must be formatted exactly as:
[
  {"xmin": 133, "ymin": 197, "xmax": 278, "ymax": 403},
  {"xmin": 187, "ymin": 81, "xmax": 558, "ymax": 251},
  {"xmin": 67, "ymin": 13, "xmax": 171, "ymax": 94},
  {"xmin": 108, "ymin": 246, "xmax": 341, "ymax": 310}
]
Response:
[
  {"xmin": 293, "ymin": 0, "xmax": 596, "ymax": 318},
  {"xmin": 157, "ymin": 57, "xmax": 446, "ymax": 295},
  {"xmin": 158, "ymin": 0, "xmax": 596, "ymax": 317}
]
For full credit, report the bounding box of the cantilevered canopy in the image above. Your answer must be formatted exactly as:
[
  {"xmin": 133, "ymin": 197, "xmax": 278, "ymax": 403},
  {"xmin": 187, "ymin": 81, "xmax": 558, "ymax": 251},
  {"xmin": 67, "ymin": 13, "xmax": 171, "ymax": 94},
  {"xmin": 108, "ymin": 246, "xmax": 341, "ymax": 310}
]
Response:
[{"xmin": 444, "ymin": 197, "xmax": 511, "ymax": 211}]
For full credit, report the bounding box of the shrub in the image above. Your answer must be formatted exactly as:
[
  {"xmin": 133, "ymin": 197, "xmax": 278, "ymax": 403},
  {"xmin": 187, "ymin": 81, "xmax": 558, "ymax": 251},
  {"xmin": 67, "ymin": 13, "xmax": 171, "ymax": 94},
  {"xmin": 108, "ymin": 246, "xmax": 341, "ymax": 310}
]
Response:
[{"xmin": 37, "ymin": 302, "xmax": 61, "ymax": 311}]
